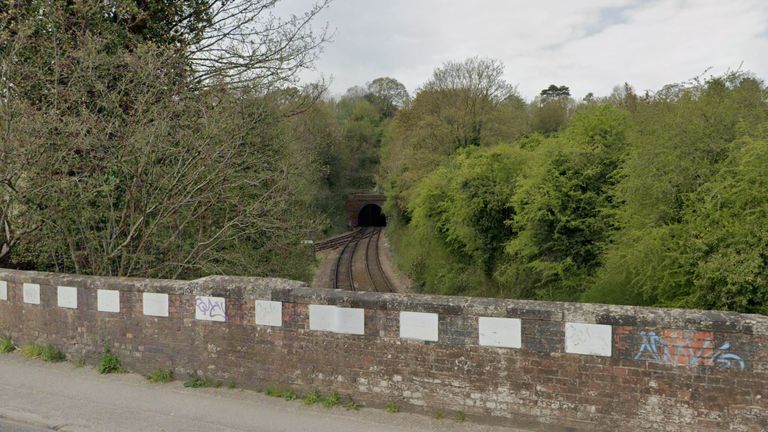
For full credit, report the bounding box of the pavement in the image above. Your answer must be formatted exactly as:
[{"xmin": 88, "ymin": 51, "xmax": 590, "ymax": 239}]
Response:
[{"xmin": 0, "ymin": 354, "xmax": 527, "ymax": 432}]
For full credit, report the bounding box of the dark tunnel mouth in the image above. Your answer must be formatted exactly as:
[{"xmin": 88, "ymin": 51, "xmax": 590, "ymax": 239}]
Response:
[{"xmin": 358, "ymin": 204, "xmax": 387, "ymax": 227}]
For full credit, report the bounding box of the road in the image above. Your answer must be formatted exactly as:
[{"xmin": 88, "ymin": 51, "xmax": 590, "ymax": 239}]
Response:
[{"xmin": 0, "ymin": 354, "xmax": 527, "ymax": 432}]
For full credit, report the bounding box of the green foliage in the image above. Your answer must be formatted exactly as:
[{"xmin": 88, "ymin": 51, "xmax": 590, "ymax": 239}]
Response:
[
  {"xmin": 265, "ymin": 387, "xmax": 297, "ymax": 401},
  {"xmin": 147, "ymin": 369, "xmax": 174, "ymax": 384},
  {"xmin": 385, "ymin": 402, "xmax": 400, "ymax": 413},
  {"xmin": 499, "ymin": 105, "xmax": 628, "ymax": 300},
  {"xmin": 97, "ymin": 349, "xmax": 123, "ymax": 374},
  {"xmin": 453, "ymin": 411, "xmax": 466, "ymax": 422},
  {"xmin": 388, "ymin": 71, "xmax": 768, "ymax": 313},
  {"xmin": 321, "ymin": 390, "xmax": 340, "ymax": 408},
  {"xmin": 302, "ymin": 388, "xmax": 323, "ymax": 405},
  {"xmin": 20, "ymin": 343, "xmax": 65, "ymax": 362},
  {"xmin": 0, "ymin": 336, "xmax": 15, "ymax": 353},
  {"xmin": 184, "ymin": 374, "xmax": 221, "ymax": 389}
]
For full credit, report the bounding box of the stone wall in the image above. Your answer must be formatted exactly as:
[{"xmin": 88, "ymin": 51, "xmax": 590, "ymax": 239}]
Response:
[{"xmin": 0, "ymin": 269, "xmax": 765, "ymax": 431}]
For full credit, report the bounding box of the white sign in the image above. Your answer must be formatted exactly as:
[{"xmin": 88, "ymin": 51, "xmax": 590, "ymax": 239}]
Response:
[
  {"xmin": 399, "ymin": 311, "xmax": 439, "ymax": 342},
  {"xmin": 195, "ymin": 296, "xmax": 226, "ymax": 322},
  {"xmin": 97, "ymin": 289, "xmax": 120, "ymax": 313},
  {"xmin": 22, "ymin": 283, "xmax": 40, "ymax": 305},
  {"xmin": 255, "ymin": 300, "xmax": 282, "ymax": 327},
  {"xmin": 0, "ymin": 281, "xmax": 7, "ymax": 301},
  {"xmin": 309, "ymin": 304, "xmax": 364, "ymax": 335},
  {"xmin": 478, "ymin": 317, "xmax": 522, "ymax": 348},
  {"xmin": 143, "ymin": 292, "xmax": 169, "ymax": 317},
  {"xmin": 57, "ymin": 286, "xmax": 78, "ymax": 309},
  {"xmin": 565, "ymin": 322, "xmax": 612, "ymax": 357}
]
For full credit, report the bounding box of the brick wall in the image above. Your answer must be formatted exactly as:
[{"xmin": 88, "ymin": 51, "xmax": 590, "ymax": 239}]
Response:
[{"xmin": 0, "ymin": 269, "xmax": 765, "ymax": 431}]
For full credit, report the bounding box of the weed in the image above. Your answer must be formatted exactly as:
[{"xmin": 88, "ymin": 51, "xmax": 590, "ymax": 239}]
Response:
[
  {"xmin": 340, "ymin": 394, "xmax": 362, "ymax": 411},
  {"xmin": 385, "ymin": 401, "xmax": 400, "ymax": 413},
  {"xmin": 184, "ymin": 374, "xmax": 220, "ymax": 388},
  {"xmin": 321, "ymin": 390, "xmax": 340, "ymax": 408},
  {"xmin": 226, "ymin": 379, "xmax": 236, "ymax": 389},
  {"xmin": 265, "ymin": 387, "xmax": 297, "ymax": 401},
  {"xmin": 432, "ymin": 410, "xmax": 444, "ymax": 420},
  {"xmin": 97, "ymin": 348, "xmax": 122, "ymax": 374},
  {"xmin": 20, "ymin": 343, "xmax": 65, "ymax": 362},
  {"xmin": 0, "ymin": 336, "xmax": 15, "ymax": 353},
  {"xmin": 302, "ymin": 388, "xmax": 322, "ymax": 405},
  {"xmin": 75, "ymin": 357, "xmax": 86, "ymax": 368},
  {"xmin": 147, "ymin": 369, "xmax": 174, "ymax": 384},
  {"xmin": 452, "ymin": 411, "xmax": 466, "ymax": 423}
]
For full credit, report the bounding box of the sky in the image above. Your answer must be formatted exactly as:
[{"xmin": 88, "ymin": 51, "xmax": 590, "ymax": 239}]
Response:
[{"xmin": 274, "ymin": 0, "xmax": 768, "ymax": 100}]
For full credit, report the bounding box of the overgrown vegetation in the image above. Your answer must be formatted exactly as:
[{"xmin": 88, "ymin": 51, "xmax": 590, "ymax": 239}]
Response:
[
  {"xmin": 385, "ymin": 401, "xmax": 400, "ymax": 413},
  {"xmin": 20, "ymin": 343, "xmax": 65, "ymax": 362},
  {"xmin": 270, "ymin": 387, "xmax": 360, "ymax": 410},
  {"xmin": 383, "ymin": 66, "xmax": 768, "ymax": 314},
  {"xmin": 147, "ymin": 369, "xmax": 174, "ymax": 384},
  {"xmin": 184, "ymin": 374, "xmax": 222, "ymax": 389},
  {"xmin": 0, "ymin": 336, "xmax": 15, "ymax": 353},
  {"xmin": 97, "ymin": 349, "xmax": 123, "ymax": 374}
]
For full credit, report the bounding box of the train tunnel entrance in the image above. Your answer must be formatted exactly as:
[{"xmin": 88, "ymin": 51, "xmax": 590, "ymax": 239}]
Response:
[{"xmin": 358, "ymin": 204, "xmax": 386, "ymax": 227}]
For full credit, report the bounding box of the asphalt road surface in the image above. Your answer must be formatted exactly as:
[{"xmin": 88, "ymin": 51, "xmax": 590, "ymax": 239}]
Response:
[{"xmin": 0, "ymin": 354, "xmax": 531, "ymax": 432}]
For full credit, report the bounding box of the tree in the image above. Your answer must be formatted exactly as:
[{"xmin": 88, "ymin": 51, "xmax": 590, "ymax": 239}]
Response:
[
  {"xmin": 0, "ymin": 2, "xmax": 328, "ymax": 279},
  {"xmin": 540, "ymin": 84, "xmax": 571, "ymax": 101},
  {"xmin": 365, "ymin": 77, "xmax": 410, "ymax": 118}
]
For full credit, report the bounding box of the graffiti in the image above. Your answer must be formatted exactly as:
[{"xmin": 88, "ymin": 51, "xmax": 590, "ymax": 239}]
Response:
[
  {"xmin": 195, "ymin": 296, "xmax": 226, "ymax": 322},
  {"xmin": 634, "ymin": 330, "xmax": 745, "ymax": 371}
]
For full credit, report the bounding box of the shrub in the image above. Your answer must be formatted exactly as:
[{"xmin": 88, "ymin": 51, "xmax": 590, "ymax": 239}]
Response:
[{"xmin": 97, "ymin": 349, "xmax": 122, "ymax": 374}]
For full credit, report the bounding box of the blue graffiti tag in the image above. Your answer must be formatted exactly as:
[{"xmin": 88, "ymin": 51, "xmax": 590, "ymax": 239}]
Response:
[{"xmin": 633, "ymin": 331, "xmax": 745, "ymax": 371}]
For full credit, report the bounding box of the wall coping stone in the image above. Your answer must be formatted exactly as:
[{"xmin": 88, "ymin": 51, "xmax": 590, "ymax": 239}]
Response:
[{"xmin": 1, "ymin": 268, "xmax": 765, "ymax": 335}]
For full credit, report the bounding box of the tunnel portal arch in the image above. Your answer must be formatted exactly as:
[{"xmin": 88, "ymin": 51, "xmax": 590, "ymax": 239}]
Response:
[
  {"xmin": 345, "ymin": 193, "xmax": 386, "ymax": 227},
  {"xmin": 357, "ymin": 204, "xmax": 386, "ymax": 227}
]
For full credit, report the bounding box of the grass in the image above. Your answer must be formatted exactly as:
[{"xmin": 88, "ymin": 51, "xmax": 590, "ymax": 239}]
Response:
[
  {"xmin": 20, "ymin": 343, "xmax": 65, "ymax": 362},
  {"xmin": 432, "ymin": 410, "xmax": 444, "ymax": 420},
  {"xmin": 302, "ymin": 388, "xmax": 322, "ymax": 405},
  {"xmin": 0, "ymin": 336, "xmax": 15, "ymax": 353},
  {"xmin": 452, "ymin": 411, "xmax": 466, "ymax": 422},
  {"xmin": 184, "ymin": 374, "xmax": 222, "ymax": 389},
  {"xmin": 147, "ymin": 369, "xmax": 174, "ymax": 384},
  {"xmin": 226, "ymin": 379, "xmax": 237, "ymax": 389},
  {"xmin": 385, "ymin": 401, "xmax": 400, "ymax": 413},
  {"xmin": 265, "ymin": 387, "xmax": 297, "ymax": 401},
  {"xmin": 97, "ymin": 348, "xmax": 122, "ymax": 374}
]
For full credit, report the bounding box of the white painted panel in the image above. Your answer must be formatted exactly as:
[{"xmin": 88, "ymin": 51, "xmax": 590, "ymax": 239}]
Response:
[
  {"xmin": 255, "ymin": 300, "xmax": 282, "ymax": 327},
  {"xmin": 399, "ymin": 311, "xmax": 438, "ymax": 342},
  {"xmin": 22, "ymin": 283, "xmax": 40, "ymax": 305},
  {"xmin": 565, "ymin": 322, "xmax": 612, "ymax": 357},
  {"xmin": 143, "ymin": 292, "xmax": 169, "ymax": 317},
  {"xmin": 478, "ymin": 317, "xmax": 522, "ymax": 348},
  {"xmin": 309, "ymin": 304, "xmax": 365, "ymax": 335},
  {"xmin": 334, "ymin": 307, "xmax": 365, "ymax": 335},
  {"xmin": 97, "ymin": 289, "xmax": 120, "ymax": 313},
  {"xmin": 195, "ymin": 296, "xmax": 226, "ymax": 322},
  {"xmin": 0, "ymin": 281, "xmax": 7, "ymax": 301},
  {"xmin": 57, "ymin": 286, "xmax": 78, "ymax": 309},
  {"xmin": 309, "ymin": 304, "xmax": 337, "ymax": 332}
]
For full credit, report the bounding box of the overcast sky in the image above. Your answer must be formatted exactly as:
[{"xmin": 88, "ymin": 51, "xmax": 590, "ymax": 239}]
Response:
[{"xmin": 274, "ymin": 0, "xmax": 768, "ymax": 100}]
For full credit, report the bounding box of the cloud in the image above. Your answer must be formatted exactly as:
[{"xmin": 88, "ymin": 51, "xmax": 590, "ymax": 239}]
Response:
[{"xmin": 274, "ymin": 0, "xmax": 768, "ymax": 99}]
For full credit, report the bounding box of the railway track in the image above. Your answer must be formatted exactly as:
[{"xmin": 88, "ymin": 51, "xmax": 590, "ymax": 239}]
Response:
[{"xmin": 331, "ymin": 227, "xmax": 394, "ymax": 292}]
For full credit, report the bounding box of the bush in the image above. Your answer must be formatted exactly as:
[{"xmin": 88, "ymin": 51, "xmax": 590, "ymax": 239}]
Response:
[
  {"xmin": 98, "ymin": 348, "xmax": 122, "ymax": 374},
  {"xmin": 385, "ymin": 401, "xmax": 400, "ymax": 413}
]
